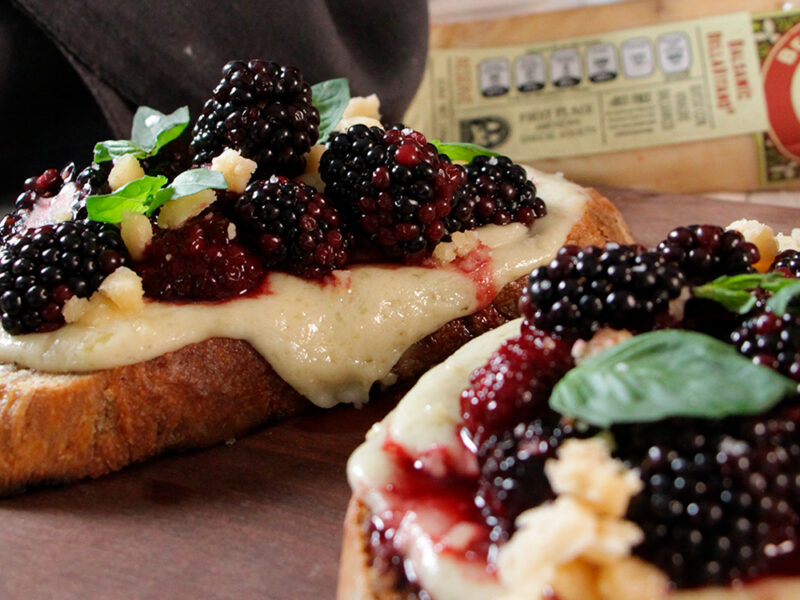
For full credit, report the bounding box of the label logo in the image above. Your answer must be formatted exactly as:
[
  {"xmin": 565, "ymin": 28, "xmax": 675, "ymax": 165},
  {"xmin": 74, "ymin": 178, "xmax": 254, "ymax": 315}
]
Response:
[
  {"xmin": 762, "ymin": 21, "xmax": 800, "ymax": 161},
  {"xmin": 459, "ymin": 117, "xmax": 510, "ymax": 148}
]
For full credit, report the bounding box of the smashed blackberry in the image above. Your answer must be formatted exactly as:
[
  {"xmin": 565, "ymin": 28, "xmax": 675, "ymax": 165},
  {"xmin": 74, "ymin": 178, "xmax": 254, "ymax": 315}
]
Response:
[
  {"xmin": 657, "ymin": 225, "xmax": 759, "ymax": 285},
  {"xmin": 189, "ymin": 59, "xmax": 319, "ymax": 177},
  {"xmin": 232, "ymin": 176, "xmax": 350, "ymax": 278},
  {"xmin": 0, "ymin": 220, "xmax": 127, "ymax": 334},
  {"xmin": 614, "ymin": 409, "xmax": 800, "ymax": 588},
  {"xmin": 476, "ymin": 416, "xmax": 587, "ymax": 543},
  {"xmin": 319, "ymin": 125, "xmax": 467, "ymax": 260},
  {"xmin": 2, "ymin": 164, "xmax": 81, "ymax": 240},
  {"xmin": 136, "ymin": 211, "xmax": 265, "ymax": 301},
  {"xmin": 771, "ymin": 250, "xmax": 800, "ymax": 278},
  {"xmin": 731, "ymin": 310, "xmax": 800, "ymax": 381},
  {"xmin": 462, "ymin": 155, "xmax": 546, "ymax": 227},
  {"xmin": 520, "ymin": 243, "xmax": 685, "ymax": 339},
  {"xmin": 460, "ymin": 325, "xmax": 573, "ymax": 448}
]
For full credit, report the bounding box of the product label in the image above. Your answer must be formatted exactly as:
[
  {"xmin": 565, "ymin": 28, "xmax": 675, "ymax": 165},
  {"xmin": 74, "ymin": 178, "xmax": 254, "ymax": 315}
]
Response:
[{"xmin": 405, "ymin": 11, "xmax": 776, "ymax": 179}]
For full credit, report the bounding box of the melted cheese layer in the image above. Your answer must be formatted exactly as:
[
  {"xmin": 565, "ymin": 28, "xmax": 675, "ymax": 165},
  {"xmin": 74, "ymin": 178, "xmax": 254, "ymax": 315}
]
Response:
[{"xmin": 0, "ymin": 169, "xmax": 586, "ymax": 408}]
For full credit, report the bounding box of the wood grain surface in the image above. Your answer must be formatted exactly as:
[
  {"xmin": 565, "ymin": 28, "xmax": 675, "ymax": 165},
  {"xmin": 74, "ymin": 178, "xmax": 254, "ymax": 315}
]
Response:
[{"xmin": 1, "ymin": 191, "xmax": 799, "ymax": 600}]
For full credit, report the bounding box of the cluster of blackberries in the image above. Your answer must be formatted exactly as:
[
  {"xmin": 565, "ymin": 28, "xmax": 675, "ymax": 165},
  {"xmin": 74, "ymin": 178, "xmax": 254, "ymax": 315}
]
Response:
[
  {"xmin": 190, "ymin": 59, "xmax": 319, "ymax": 177},
  {"xmin": 0, "ymin": 220, "xmax": 127, "ymax": 333}
]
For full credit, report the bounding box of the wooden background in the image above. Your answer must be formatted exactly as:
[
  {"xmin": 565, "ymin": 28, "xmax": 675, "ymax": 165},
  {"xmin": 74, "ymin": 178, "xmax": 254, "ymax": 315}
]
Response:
[{"xmin": 1, "ymin": 191, "xmax": 799, "ymax": 600}]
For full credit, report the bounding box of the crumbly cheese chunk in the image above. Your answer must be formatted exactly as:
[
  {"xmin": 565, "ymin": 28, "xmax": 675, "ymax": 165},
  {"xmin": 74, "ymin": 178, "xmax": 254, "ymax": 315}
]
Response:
[
  {"xmin": 120, "ymin": 210, "xmax": 153, "ymax": 261},
  {"xmin": 211, "ymin": 148, "xmax": 257, "ymax": 193},
  {"xmin": 108, "ymin": 154, "xmax": 145, "ymax": 191},
  {"xmin": 157, "ymin": 189, "xmax": 216, "ymax": 229}
]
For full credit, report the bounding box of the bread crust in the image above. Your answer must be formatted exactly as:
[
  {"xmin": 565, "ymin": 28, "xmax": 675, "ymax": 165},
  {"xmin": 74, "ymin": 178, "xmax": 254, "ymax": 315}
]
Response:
[
  {"xmin": 338, "ymin": 498, "xmax": 800, "ymax": 600},
  {"xmin": 0, "ymin": 189, "xmax": 631, "ymax": 494}
]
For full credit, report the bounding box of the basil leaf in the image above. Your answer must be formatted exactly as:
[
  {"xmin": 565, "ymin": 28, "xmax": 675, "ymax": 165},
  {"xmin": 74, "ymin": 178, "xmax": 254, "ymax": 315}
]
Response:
[
  {"xmin": 550, "ymin": 330, "xmax": 796, "ymax": 428},
  {"xmin": 312, "ymin": 78, "xmax": 350, "ymax": 143},
  {"xmin": 430, "ymin": 140, "xmax": 501, "ymax": 163},
  {"xmin": 93, "ymin": 105, "xmax": 190, "ymax": 163},
  {"xmin": 767, "ymin": 280, "xmax": 800, "ymax": 314},
  {"xmin": 692, "ymin": 272, "xmax": 788, "ymax": 314},
  {"xmin": 146, "ymin": 168, "xmax": 228, "ymax": 216},
  {"xmin": 86, "ymin": 175, "xmax": 168, "ymax": 223}
]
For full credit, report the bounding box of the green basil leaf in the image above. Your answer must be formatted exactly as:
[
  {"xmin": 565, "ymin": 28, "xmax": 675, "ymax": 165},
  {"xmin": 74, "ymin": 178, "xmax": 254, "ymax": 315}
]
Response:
[
  {"xmin": 692, "ymin": 272, "xmax": 788, "ymax": 314},
  {"xmin": 145, "ymin": 168, "xmax": 228, "ymax": 216},
  {"xmin": 131, "ymin": 105, "xmax": 190, "ymax": 152},
  {"xmin": 767, "ymin": 280, "xmax": 800, "ymax": 314},
  {"xmin": 550, "ymin": 330, "xmax": 796, "ymax": 428},
  {"xmin": 312, "ymin": 78, "xmax": 350, "ymax": 143},
  {"xmin": 86, "ymin": 175, "xmax": 168, "ymax": 223},
  {"xmin": 93, "ymin": 105, "xmax": 190, "ymax": 163},
  {"xmin": 430, "ymin": 140, "xmax": 501, "ymax": 163}
]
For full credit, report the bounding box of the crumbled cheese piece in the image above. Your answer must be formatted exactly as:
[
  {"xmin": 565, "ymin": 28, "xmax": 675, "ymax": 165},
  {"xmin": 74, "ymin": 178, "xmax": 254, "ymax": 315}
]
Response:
[
  {"xmin": 432, "ymin": 230, "xmax": 480, "ymax": 264},
  {"xmin": 227, "ymin": 222, "xmax": 237, "ymax": 240},
  {"xmin": 334, "ymin": 116, "xmax": 383, "ymax": 133},
  {"xmin": 776, "ymin": 228, "xmax": 800, "ymax": 252},
  {"xmin": 120, "ymin": 210, "xmax": 153, "ymax": 261},
  {"xmin": 158, "ymin": 189, "xmax": 216, "ymax": 229},
  {"xmin": 297, "ymin": 144, "xmax": 327, "ymax": 190},
  {"xmin": 342, "ymin": 94, "xmax": 381, "ymax": 120},
  {"xmin": 108, "ymin": 154, "xmax": 145, "ymax": 191},
  {"xmin": 546, "ymin": 437, "xmax": 643, "ymax": 517},
  {"xmin": 62, "ymin": 267, "xmax": 145, "ymax": 323},
  {"xmin": 98, "ymin": 267, "xmax": 144, "ymax": 313},
  {"xmin": 597, "ymin": 557, "xmax": 669, "ymax": 600},
  {"xmin": 211, "ymin": 148, "xmax": 257, "ymax": 193},
  {"xmin": 62, "ymin": 296, "xmax": 91, "ymax": 323},
  {"xmin": 726, "ymin": 219, "xmax": 778, "ymax": 272},
  {"xmin": 498, "ymin": 437, "xmax": 649, "ymax": 600},
  {"xmin": 571, "ymin": 329, "xmax": 632, "ymax": 365}
]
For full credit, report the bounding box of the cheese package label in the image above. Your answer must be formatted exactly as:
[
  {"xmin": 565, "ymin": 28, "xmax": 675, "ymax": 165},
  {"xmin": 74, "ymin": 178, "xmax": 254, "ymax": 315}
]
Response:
[{"xmin": 406, "ymin": 9, "xmax": 800, "ymax": 188}]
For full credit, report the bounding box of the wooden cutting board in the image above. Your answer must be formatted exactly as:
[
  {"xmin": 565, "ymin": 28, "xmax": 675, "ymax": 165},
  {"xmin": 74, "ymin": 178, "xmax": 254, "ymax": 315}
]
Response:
[{"xmin": 1, "ymin": 190, "xmax": 799, "ymax": 600}]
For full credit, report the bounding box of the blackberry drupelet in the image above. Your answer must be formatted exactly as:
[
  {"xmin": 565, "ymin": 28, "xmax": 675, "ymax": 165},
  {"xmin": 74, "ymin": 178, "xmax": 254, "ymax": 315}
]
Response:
[
  {"xmin": 0, "ymin": 220, "xmax": 127, "ymax": 334},
  {"xmin": 460, "ymin": 324, "xmax": 573, "ymax": 448},
  {"xmin": 731, "ymin": 309, "xmax": 800, "ymax": 381},
  {"xmin": 189, "ymin": 59, "xmax": 319, "ymax": 177},
  {"xmin": 232, "ymin": 176, "xmax": 350, "ymax": 278},
  {"xmin": 462, "ymin": 155, "xmax": 546, "ymax": 227},
  {"xmin": 140, "ymin": 139, "xmax": 192, "ymax": 182},
  {"xmin": 475, "ymin": 416, "xmax": 586, "ymax": 543},
  {"xmin": 136, "ymin": 211, "xmax": 264, "ymax": 301},
  {"xmin": 319, "ymin": 125, "xmax": 467, "ymax": 259},
  {"xmin": 613, "ymin": 409, "xmax": 800, "ymax": 588},
  {"xmin": 771, "ymin": 250, "xmax": 800, "ymax": 278},
  {"xmin": 520, "ymin": 243, "xmax": 685, "ymax": 339},
  {"xmin": 657, "ymin": 225, "xmax": 759, "ymax": 285}
]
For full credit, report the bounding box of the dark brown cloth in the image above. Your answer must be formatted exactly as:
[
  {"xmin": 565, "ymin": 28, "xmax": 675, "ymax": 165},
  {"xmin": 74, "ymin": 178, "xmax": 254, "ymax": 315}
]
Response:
[{"xmin": 1, "ymin": 0, "xmax": 428, "ymax": 203}]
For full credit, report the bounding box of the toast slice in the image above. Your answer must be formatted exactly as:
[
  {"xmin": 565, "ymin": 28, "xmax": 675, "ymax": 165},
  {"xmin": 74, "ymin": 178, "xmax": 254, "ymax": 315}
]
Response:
[{"xmin": 0, "ymin": 189, "xmax": 630, "ymax": 494}]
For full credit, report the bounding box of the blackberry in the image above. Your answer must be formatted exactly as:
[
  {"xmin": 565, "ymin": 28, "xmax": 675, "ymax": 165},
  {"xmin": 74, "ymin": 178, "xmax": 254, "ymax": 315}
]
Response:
[
  {"xmin": 319, "ymin": 125, "xmax": 467, "ymax": 259},
  {"xmin": 520, "ymin": 243, "xmax": 685, "ymax": 339},
  {"xmin": 232, "ymin": 176, "xmax": 350, "ymax": 278},
  {"xmin": 731, "ymin": 309, "xmax": 800, "ymax": 381},
  {"xmin": 0, "ymin": 220, "xmax": 128, "ymax": 334},
  {"xmin": 614, "ymin": 408, "xmax": 800, "ymax": 588},
  {"xmin": 140, "ymin": 138, "xmax": 192, "ymax": 182},
  {"xmin": 136, "ymin": 211, "xmax": 265, "ymax": 301},
  {"xmin": 2, "ymin": 164, "xmax": 81, "ymax": 240},
  {"xmin": 460, "ymin": 325, "xmax": 573, "ymax": 448},
  {"xmin": 657, "ymin": 225, "xmax": 759, "ymax": 285},
  {"xmin": 189, "ymin": 59, "xmax": 319, "ymax": 177},
  {"xmin": 475, "ymin": 416, "xmax": 586, "ymax": 543},
  {"xmin": 462, "ymin": 155, "xmax": 546, "ymax": 227},
  {"xmin": 771, "ymin": 250, "xmax": 800, "ymax": 278}
]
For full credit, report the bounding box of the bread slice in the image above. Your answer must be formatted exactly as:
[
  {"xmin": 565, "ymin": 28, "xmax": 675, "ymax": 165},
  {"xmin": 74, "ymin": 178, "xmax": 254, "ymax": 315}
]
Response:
[
  {"xmin": 338, "ymin": 497, "xmax": 800, "ymax": 600},
  {"xmin": 0, "ymin": 190, "xmax": 631, "ymax": 494}
]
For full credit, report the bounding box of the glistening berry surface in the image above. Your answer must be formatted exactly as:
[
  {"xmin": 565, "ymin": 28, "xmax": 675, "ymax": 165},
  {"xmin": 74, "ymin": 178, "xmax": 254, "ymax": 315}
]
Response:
[
  {"xmin": 520, "ymin": 243, "xmax": 684, "ymax": 339},
  {"xmin": 731, "ymin": 309, "xmax": 800, "ymax": 381},
  {"xmin": 190, "ymin": 59, "xmax": 319, "ymax": 177},
  {"xmin": 232, "ymin": 176, "xmax": 350, "ymax": 278},
  {"xmin": 0, "ymin": 220, "xmax": 127, "ymax": 334},
  {"xmin": 319, "ymin": 125, "xmax": 467, "ymax": 259},
  {"xmin": 136, "ymin": 212, "xmax": 265, "ymax": 301},
  {"xmin": 771, "ymin": 250, "xmax": 800, "ymax": 278}
]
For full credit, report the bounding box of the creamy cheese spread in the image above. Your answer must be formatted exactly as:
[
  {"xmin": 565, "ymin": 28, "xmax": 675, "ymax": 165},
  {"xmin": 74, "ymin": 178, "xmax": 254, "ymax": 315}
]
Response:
[{"xmin": 0, "ymin": 169, "xmax": 587, "ymax": 408}]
